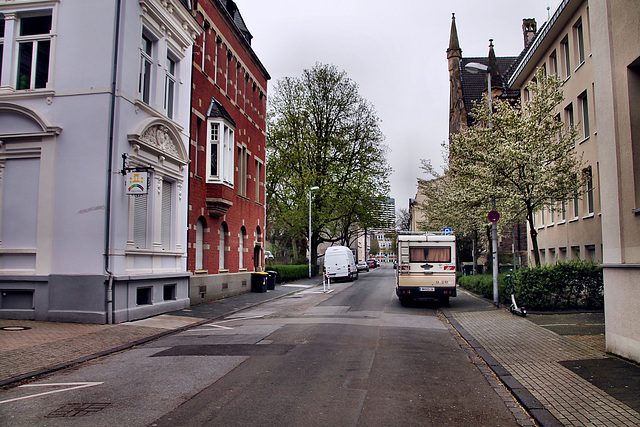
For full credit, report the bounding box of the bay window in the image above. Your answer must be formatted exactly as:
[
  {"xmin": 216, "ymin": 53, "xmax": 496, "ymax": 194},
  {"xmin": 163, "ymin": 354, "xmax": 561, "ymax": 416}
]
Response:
[{"xmin": 207, "ymin": 120, "xmax": 235, "ymax": 185}]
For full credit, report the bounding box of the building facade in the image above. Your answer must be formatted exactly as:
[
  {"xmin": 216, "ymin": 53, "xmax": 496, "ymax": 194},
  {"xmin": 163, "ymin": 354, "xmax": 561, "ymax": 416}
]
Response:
[
  {"xmin": 0, "ymin": 0, "xmax": 200, "ymax": 323},
  {"xmin": 508, "ymin": 0, "xmax": 602, "ymax": 265},
  {"xmin": 187, "ymin": 0, "xmax": 269, "ymax": 302},
  {"xmin": 590, "ymin": 0, "xmax": 640, "ymax": 363}
]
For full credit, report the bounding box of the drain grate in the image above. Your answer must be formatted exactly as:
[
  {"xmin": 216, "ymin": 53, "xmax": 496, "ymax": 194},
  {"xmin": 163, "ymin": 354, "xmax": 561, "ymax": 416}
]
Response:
[{"xmin": 46, "ymin": 403, "xmax": 111, "ymax": 418}]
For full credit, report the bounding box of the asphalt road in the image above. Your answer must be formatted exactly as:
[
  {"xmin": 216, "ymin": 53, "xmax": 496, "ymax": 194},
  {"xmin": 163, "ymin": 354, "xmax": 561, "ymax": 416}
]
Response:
[{"xmin": 0, "ymin": 265, "xmax": 524, "ymax": 426}]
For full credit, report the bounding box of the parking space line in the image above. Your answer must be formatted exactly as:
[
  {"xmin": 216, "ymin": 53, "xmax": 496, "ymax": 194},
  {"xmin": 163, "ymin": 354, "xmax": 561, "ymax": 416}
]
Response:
[{"xmin": 0, "ymin": 382, "xmax": 103, "ymax": 404}]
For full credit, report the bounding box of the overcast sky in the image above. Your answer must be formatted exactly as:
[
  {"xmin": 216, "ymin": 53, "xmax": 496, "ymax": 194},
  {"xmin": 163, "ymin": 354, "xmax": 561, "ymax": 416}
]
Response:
[{"xmin": 237, "ymin": 0, "xmax": 560, "ymax": 213}]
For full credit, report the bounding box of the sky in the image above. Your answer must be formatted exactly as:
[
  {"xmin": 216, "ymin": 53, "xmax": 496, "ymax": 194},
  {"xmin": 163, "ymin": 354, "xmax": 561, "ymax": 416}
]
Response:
[{"xmin": 237, "ymin": 0, "xmax": 560, "ymax": 213}]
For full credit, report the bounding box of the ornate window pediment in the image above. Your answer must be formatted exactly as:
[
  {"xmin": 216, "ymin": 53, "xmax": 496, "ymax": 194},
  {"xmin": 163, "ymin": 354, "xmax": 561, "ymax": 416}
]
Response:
[{"xmin": 128, "ymin": 118, "xmax": 188, "ymax": 165}]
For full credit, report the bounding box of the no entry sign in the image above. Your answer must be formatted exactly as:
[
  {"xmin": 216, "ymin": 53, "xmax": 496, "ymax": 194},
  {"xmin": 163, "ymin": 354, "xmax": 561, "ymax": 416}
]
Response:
[{"xmin": 488, "ymin": 210, "xmax": 500, "ymax": 223}]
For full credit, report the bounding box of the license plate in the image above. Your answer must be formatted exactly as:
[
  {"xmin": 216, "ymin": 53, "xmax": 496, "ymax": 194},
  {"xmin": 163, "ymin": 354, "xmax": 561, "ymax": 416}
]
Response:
[{"xmin": 419, "ymin": 287, "xmax": 435, "ymax": 292}]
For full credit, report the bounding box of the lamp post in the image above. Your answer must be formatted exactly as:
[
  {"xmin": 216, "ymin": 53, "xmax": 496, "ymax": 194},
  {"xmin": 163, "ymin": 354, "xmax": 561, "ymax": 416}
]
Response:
[
  {"xmin": 308, "ymin": 186, "xmax": 320, "ymax": 278},
  {"xmin": 465, "ymin": 60, "xmax": 499, "ymax": 308}
]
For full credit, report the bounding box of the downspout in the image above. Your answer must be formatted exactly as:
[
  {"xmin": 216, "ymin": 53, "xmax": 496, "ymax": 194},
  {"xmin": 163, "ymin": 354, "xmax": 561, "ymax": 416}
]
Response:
[{"xmin": 105, "ymin": 0, "xmax": 123, "ymax": 324}]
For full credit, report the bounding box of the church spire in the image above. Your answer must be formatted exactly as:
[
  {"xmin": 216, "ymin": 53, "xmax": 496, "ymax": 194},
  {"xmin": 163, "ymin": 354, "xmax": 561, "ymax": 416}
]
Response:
[
  {"xmin": 447, "ymin": 13, "xmax": 461, "ymax": 59},
  {"xmin": 487, "ymin": 39, "xmax": 501, "ymax": 90}
]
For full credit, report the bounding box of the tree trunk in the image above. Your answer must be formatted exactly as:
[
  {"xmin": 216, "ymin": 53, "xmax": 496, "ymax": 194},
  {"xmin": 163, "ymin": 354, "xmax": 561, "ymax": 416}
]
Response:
[
  {"xmin": 472, "ymin": 229, "xmax": 478, "ymax": 275},
  {"xmin": 526, "ymin": 204, "xmax": 541, "ymax": 267}
]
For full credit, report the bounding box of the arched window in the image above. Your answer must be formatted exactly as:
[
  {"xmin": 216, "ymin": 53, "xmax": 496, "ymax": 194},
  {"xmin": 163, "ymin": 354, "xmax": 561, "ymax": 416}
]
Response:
[
  {"xmin": 239, "ymin": 226, "xmax": 247, "ymax": 269},
  {"xmin": 219, "ymin": 222, "xmax": 228, "ymax": 270},
  {"xmin": 195, "ymin": 217, "xmax": 205, "ymax": 270}
]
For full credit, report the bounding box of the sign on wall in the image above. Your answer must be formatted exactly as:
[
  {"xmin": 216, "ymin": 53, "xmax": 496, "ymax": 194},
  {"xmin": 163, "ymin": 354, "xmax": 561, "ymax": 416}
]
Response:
[{"xmin": 125, "ymin": 172, "xmax": 148, "ymax": 195}]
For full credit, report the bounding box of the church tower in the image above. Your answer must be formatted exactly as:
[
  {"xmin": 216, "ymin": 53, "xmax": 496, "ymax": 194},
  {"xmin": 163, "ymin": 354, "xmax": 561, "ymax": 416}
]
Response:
[{"xmin": 447, "ymin": 13, "xmax": 466, "ymax": 137}]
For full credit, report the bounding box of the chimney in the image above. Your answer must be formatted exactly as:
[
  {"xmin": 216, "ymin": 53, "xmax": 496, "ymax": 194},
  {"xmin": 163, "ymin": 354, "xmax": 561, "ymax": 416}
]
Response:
[{"xmin": 522, "ymin": 18, "xmax": 537, "ymax": 47}]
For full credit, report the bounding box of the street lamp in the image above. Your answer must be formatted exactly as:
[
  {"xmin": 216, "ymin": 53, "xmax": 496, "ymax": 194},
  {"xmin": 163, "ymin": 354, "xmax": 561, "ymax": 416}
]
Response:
[
  {"xmin": 465, "ymin": 59, "xmax": 499, "ymax": 308},
  {"xmin": 308, "ymin": 186, "xmax": 320, "ymax": 278}
]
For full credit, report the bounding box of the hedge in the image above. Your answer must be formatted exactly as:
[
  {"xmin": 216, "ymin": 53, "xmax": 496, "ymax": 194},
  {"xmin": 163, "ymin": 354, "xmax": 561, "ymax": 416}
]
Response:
[
  {"xmin": 265, "ymin": 265, "xmax": 319, "ymax": 283},
  {"xmin": 458, "ymin": 260, "xmax": 603, "ymax": 310}
]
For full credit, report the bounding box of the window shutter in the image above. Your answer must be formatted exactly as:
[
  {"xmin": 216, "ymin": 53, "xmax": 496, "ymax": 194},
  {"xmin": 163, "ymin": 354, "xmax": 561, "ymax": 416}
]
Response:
[
  {"xmin": 161, "ymin": 180, "xmax": 172, "ymax": 250},
  {"xmin": 133, "ymin": 194, "xmax": 148, "ymax": 248}
]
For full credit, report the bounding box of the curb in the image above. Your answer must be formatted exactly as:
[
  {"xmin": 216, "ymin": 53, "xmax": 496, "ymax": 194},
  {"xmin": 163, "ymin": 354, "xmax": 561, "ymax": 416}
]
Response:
[
  {"xmin": 441, "ymin": 308, "xmax": 562, "ymax": 427},
  {"xmin": 0, "ymin": 283, "xmax": 317, "ymax": 389}
]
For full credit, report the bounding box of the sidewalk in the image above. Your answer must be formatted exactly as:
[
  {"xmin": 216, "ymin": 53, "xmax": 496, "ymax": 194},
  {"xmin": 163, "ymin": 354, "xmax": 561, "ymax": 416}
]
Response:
[
  {"xmin": 1, "ymin": 281, "xmax": 639, "ymax": 427},
  {"xmin": 443, "ymin": 290, "xmax": 640, "ymax": 427}
]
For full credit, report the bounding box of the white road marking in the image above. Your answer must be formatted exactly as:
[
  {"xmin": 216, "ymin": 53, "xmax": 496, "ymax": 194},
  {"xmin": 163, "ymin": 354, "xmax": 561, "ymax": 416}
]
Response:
[
  {"xmin": 187, "ymin": 314, "xmax": 266, "ymax": 332},
  {"xmin": 0, "ymin": 382, "xmax": 104, "ymax": 404}
]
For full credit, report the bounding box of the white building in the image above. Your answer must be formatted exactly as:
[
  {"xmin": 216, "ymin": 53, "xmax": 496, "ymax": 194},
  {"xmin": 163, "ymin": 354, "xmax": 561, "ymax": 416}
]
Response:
[{"xmin": 0, "ymin": 0, "xmax": 200, "ymax": 323}]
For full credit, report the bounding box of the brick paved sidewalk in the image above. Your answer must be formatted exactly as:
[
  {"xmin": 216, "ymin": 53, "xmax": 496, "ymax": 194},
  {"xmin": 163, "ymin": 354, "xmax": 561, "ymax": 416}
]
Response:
[{"xmin": 446, "ymin": 292, "xmax": 640, "ymax": 427}]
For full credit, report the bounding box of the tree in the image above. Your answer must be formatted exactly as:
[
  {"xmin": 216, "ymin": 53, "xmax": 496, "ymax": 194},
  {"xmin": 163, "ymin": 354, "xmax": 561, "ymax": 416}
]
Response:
[
  {"xmin": 396, "ymin": 208, "xmax": 412, "ymax": 232},
  {"xmin": 266, "ymin": 63, "xmax": 391, "ymax": 266},
  {"xmin": 448, "ymin": 68, "xmax": 583, "ymax": 267}
]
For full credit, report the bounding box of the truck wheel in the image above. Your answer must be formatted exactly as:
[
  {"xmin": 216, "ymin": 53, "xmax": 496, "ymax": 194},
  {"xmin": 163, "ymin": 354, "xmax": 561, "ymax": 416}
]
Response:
[{"xmin": 438, "ymin": 296, "xmax": 450, "ymax": 306}]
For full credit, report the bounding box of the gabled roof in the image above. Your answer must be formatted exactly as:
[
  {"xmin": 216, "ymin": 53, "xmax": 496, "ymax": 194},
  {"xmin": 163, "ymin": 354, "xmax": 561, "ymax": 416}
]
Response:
[
  {"xmin": 207, "ymin": 97, "xmax": 236, "ymax": 127},
  {"xmin": 459, "ymin": 56, "xmax": 518, "ymax": 123}
]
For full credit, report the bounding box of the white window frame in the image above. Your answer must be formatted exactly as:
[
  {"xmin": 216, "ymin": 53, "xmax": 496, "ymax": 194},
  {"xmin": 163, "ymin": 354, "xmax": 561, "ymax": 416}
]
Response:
[
  {"xmin": 15, "ymin": 12, "xmax": 53, "ymax": 90},
  {"xmin": 206, "ymin": 119, "xmax": 234, "ymax": 186},
  {"xmin": 164, "ymin": 51, "xmax": 178, "ymax": 119},
  {"xmin": 579, "ymin": 91, "xmax": 590, "ymax": 140},
  {"xmin": 139, "ymin": 31, "xmax": 155, "ymax": 104}
]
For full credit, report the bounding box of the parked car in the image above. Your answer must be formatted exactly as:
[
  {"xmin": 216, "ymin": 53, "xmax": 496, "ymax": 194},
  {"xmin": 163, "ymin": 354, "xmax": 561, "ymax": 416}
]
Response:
[
  {"xmin": 356, "ymin": 261, "xmax": 370, "ymax": 272},
  {"xmin": 265, "ymin": 250, "xmax": 274, "ymax": 260},
  {"xmin": 366, "ymin": 259, "xmax": 379, "ymax": 268},
  {"xmin": 324, "ymin": 246, "xmax": 358, "ymax": 281}
]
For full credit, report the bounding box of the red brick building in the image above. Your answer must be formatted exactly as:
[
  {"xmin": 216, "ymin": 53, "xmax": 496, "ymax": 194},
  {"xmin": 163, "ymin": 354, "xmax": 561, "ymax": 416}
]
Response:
[{"xmin": 188, "ymin": 0, "xmax": 270, "ymax": 301}]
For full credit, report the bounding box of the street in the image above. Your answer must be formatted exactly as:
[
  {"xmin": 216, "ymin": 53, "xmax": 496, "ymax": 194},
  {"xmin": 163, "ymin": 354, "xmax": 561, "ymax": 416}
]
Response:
[{"xmin": 0, "ymin": 266, "xmax": 524, "ymax": 426}]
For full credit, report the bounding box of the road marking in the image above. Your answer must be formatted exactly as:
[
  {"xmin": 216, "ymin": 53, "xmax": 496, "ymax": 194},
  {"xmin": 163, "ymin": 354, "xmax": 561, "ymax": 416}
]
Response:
[
  {"xmin": 282, "ymin": 284, "xmax": 313, "ymax": 288},
  {"xmin": 188, "ymin": 314, "xmax": 266, "ymax": 332},
  {"xmin": 0, "ymin": 382, "xmax": 103, "ymax": 405},
  {"xmin": 538, "ymin": 323, "xmax": 605, "ymax": 327}
]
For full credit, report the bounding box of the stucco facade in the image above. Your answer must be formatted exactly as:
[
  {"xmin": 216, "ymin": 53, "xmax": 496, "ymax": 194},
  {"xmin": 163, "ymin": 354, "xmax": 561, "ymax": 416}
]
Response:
[
  {"xmin": 0, "ymin": 0, "xmax": 200, "ymax": 323},
  {"xmin": 589, "ymin": 0, "xmax": 640, "ymax": 363},
  {"xmin": 508, "ymin": 0, "xmax": 603, "ymax": 265},
  {"xmin": 187, "ymin": 0, "xmax": 269, "ymax": 303}
]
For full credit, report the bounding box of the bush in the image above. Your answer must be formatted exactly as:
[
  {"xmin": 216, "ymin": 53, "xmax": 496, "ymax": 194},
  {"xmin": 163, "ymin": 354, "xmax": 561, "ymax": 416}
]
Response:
[
  {"xmin": 265, "ymin": 264, "xmax": 319, "ymax": 283},
  {"xmin": 459, "ymin": 260, "xmax": 603, "ymax": 310}
]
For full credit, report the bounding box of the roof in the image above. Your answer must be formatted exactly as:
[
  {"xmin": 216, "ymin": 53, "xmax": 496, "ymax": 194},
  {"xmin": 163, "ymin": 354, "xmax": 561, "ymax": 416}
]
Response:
[
  {"xmin": 207, "ymin": 97, "xmax": 236, "ymax": 127},
  {"xmin": 459, "ymin": 56, "xmax": 519, "ymax": 124},
  {"xmin": 217, "ymin": 0, "xmax": 253, "ymax": 44}
]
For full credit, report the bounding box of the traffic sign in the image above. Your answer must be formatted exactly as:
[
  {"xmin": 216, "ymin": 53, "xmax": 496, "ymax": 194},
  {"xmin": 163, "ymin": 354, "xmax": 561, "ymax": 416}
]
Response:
[
  {"xmin": 488, "ymin": 210, "xmax": 500, "ymax": 223},
  {"xmin": 443, "ymin": 227, "xmax": 452, "ymax": 235}
]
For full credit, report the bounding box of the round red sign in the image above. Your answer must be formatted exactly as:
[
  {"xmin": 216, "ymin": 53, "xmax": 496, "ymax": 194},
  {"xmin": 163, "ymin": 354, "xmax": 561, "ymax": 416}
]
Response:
[{"xmin": 488, "ymin": 210, "xmax": 500, "ymax": 223}]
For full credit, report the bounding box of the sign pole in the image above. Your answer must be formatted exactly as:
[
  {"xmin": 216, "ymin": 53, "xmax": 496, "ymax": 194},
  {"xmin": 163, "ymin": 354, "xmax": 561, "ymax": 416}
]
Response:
[{"xmin": 491, "ymin": 197, "xmax": 499, "ymax": 307}]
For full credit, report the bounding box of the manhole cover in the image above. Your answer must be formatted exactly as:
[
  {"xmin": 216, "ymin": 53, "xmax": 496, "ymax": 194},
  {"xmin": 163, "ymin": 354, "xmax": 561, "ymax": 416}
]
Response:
[
  {"xmin": 0, "ymin": 326, "xmax": 31, "ymax": 331},
  {"xmin": 46, "ymin": 403, "xmax": 111, "ymax": 418}
]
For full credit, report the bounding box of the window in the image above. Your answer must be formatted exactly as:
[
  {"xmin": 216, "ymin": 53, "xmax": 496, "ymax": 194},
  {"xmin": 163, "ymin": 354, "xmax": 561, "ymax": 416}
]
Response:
[
  {"xmin": 409, "ymin": 247, "xmax": 451, "ymax": 263},
  {"xmin": 237, "ymin": 146, "xmax": 248, "ymax": 197},
  {"xmin": 565, "ymin": 103, "xmax": 574, "ymax": 128},
  {"xmin": 195, "ymin": 218, "xmax": 205, "ymax": 270},
  {"xmin": 579, "ymin": 90, "xmax": 590, "ymax": 139},
  {"xmin": 561, "ymin": 36, "xmax": 571, "ymax": 78},
  {"xmin": 133, "ymin": 194, "xmax": 148, "ymax": 248},
  {"xmin": 17, "ymin": 14, "xmax": 52, "ymax": 90},
  {"xmin": 629, "ymin": 59, "xmax": 640, "ymax": 207},
  {"xmin": 255, "ymin": 160, "xmax": 262, "ymax": 203},
  {"xmin": 560, "ymin": 200, "xmax": 566, "ymax": 221},
  {"xmin": 207, "ymin": 120, "xmax": 235, "ymax": 185},
  {"xmin": 0, "ymin": 18, "xmax": 5, "ymax": 83},
  {"xmin": 164, "ymin": 54, "xmax": 176, "ymax": 119},
  {"xmin": 239, "ymin": 227, "xmax": 246, "ymax": 269},
  {"xmin": 549, "ymin": 50, "xmax": 558, "ymax": 75},
  {"xmin": 573, "ymin": 193, "xmax": 580, "ymax": 218},
  {"xmin": 161, "ymin": 180, "xmax": 172, "ymax": 250},
  {"xmin": 139, "ymin": 33, "xmax": 154, "ymax": 104},
  {"xmin": 585, "ymin": 167, "xmax": 594, "ymax": 214},
  {"xmin": 219, "ymin": 222, "xmax": 228, "ymax": 270},
  {"xmin": 574, "ymin": 19, "xmax": 585, "ymax": 65}
]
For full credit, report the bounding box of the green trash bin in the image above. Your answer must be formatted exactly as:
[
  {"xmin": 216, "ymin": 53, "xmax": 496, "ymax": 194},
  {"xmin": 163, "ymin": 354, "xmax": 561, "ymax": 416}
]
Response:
[
  {"xmin": 266, "ymin": 271, "xmax": 277, "ymax": 290},
  {"xmin": 251, "ymin": 272, "xmax": 268, "ymax": 293}
]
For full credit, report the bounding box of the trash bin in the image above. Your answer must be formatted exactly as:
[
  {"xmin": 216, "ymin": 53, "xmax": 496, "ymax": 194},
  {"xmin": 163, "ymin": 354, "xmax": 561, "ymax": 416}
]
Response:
[
  {"xmin": 266, "ymin": 271, "xmax": 277, "ymax": 290},
  {"xmin": 251, "ymin": 272, "xmax": 268, "ymax": 293}
]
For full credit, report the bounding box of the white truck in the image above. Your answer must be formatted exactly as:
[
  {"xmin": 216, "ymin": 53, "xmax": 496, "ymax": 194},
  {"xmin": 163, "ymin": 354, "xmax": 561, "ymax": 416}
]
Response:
[
  {"xmin": 396, "ymin": 232, "xmax": 456, "ymax": 305},
  {"xmin": 323, "ymin": 246, "xmax": 358, "ymax": 282}
]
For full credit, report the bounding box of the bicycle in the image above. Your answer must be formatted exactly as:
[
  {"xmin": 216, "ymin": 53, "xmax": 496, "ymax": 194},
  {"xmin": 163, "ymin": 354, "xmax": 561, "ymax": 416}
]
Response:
[{"xmin": 507, "ymin": 274, "xmax": 526, "ymax": 317}]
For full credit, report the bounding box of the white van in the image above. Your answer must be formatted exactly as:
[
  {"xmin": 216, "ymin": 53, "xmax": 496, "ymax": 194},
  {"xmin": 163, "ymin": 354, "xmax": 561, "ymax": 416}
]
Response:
[
  {"xmin": 396, "ymin": 232, "xmax": 456, "ymax": 305},
  {"xmin": 323, "ymin": 246, "xmax": 358, "ymax": 282}
]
